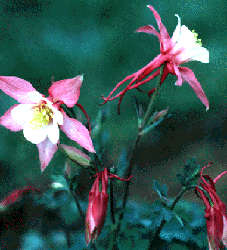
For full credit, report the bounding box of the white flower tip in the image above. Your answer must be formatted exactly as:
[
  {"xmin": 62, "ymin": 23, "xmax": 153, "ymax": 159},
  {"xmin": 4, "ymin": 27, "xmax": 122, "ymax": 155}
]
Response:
[
  {"xmin": 51, "ymin": 182, "xmax": 64, "ymax": 189},
  {"xmin": 175, "ymin": 81, "xmax": 182, "ymax": 86},
  {"xmin": 206, "ymin": 106, "xmax": 209, "ymax": 111},
  {"xmin": 174, "ymin": 14, "xmax": 181, "ymax": 24},
  {"xmin": 79, "ymin": 75, "xmax": 84, "ymax": 81},
  {"xmin": 75, "ymin": 74, "xmax": 84, "ymax": 82}
]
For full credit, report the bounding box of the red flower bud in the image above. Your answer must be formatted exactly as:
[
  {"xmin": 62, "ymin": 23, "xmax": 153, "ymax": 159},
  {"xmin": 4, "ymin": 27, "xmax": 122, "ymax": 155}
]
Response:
[
  {"xmin": 85, "ymin": 168, "xmax": 131, "ymax": 245},
  {"xmin": 196, "ymin": 163, "xmax": 227, "ymax": 250}
]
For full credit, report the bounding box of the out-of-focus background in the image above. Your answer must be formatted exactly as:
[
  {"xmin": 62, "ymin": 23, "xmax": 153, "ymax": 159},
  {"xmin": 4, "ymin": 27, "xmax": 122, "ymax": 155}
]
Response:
[{"xmin": 0, "ymin": 0, "xmax": 227, "ymax": 249}]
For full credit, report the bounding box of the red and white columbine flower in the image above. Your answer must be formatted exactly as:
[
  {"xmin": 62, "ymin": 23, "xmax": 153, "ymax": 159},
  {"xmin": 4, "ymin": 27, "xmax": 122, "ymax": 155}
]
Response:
[
  {"xmin": 85, "ymin": 168, "xmax": 131, "ymax": 245},
  {"xmin": 0, "ymin": 75, "xmax": 95, "ymax": 171},
  {"xmin": 102, "ymin": 5, "xmax": 209, "ymax": 112},
  {"xmin": 196, "ymin": 163, "xmax": 227, "ymax": 250}
]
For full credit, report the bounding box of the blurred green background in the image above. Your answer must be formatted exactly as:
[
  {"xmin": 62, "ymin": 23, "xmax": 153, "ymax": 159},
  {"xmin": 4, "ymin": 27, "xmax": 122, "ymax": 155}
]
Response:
[{"xmin": 0, "ymin": 0, "xmax": 227, "ymax": 248}]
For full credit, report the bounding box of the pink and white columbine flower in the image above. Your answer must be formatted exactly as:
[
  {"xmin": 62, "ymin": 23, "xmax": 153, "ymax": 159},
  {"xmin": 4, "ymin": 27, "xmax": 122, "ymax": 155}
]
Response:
[
  {"xmin": 102, "ymin": 5, "xmax": 209, "ymax": 112},
  {"xmin": 0, "ymin": 75, "xmax": 95, "ymax": 171}
]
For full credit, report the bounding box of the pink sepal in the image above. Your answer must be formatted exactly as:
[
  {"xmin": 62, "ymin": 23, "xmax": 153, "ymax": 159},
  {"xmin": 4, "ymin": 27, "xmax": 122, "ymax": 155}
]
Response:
[
  {"xmin": 48, "ymin": 75, "xmax": 83, "ymax": 108},
  {"xmin": 60, "ymin": 109, "xmax": 95, "ymax": 153},
  {"xmin": 136, "ymin": 25, "xmax": 160, "ymax": 39},
  {"xmin": 179, "ymin": 67, "xmax": 209, "ymax": 110},
  {"xmin": 0, "ymin": 104, "xmax": 24, "ymax": 131},
  {"xmin": 147, "ymin": 5, "xmax": 170, "ymax": 42},
  {"xmin": 0, "ymin": 76, "xmax": 38, "ymax": 104},
  {"xmin": 37, "ymin": 138, "xmax": 58, "ymax": 172}
]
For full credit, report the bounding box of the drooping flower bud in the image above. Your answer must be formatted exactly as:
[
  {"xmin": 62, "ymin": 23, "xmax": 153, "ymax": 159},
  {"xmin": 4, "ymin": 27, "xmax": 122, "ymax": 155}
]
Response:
[
  {"xmin": 195, "ymin": 163, "xmax": 227, "ymax": 250},
  {"xmin": 85, "ymin": 168, "xmax": 131, "ymax": 245}
]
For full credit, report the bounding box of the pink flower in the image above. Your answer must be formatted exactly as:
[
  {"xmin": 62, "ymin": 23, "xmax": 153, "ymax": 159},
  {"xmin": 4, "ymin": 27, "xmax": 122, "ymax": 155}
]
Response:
[
  {"xmin": 85, "ymin": 168, "xmax": 131, "ymax": 245},
  {"xmin": 102, "ymin": 5, "xmax": 209, "ymax": 112},
  {"xmin": 0, "ymin": 75, "xmax": 95, "ymax": 171},
  {"xmin": 195, "ymin": 163, "xmax": 227, "ymax": 250}
]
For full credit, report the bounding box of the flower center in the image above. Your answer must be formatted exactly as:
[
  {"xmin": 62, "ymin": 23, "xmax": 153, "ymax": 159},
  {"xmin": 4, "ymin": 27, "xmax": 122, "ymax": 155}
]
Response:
[
  {"xmin": 30, "ymin": 104, "xmax": 53, "ymax": 130},
  {"xmin": 192, "ymin": 30, "xmax": 202, "ymax": 46}
]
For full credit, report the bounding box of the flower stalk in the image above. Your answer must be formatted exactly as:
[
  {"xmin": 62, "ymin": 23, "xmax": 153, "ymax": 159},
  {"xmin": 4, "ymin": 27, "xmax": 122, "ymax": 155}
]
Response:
[{"xmin": 109, "ymin": 64, "xmax": 165, "ymax": 250}]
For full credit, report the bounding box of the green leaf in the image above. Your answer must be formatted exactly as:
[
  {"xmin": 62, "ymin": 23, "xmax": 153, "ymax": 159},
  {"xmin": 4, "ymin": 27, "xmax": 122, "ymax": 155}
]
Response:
[
  {"xmin": 133, "ymin": 96, "xmax": 145, "ymax": 118},
  {"xmin": 174, "ymin": 213, "xmax": 184, "ymax": 227},
  {"xmin": 59, "ymin": 144, "xmax": 91, "ymax": 167},
  {"xmin": 176, "ymin": 174, "xmax": 185, "ymax": 186},
  {"xmin": 177, "ymin": 157, "xmax": 201, "ymax": 187},
  {"xmin": 153, "ymin": 180, "xmax": 168, "ymax": 200},
  {"xmin": 150, "ymin": 201, "xmax": 174, "ymax": 229},
  {"xmin": 91, "ymin": 109, "xmax": 109, "ymax": 138},
  {"xmin": 148, "ymin": 107, "xmax": 169, "ymax": 125},
  {"xmin": 133, "ymin": 96, "xmax": 145, "ymax": 129},
  {"xmin": 184, "ymin": 157, "xmax": 197, "ymax": 178},
  {"xmin": 116, "ymin": 147, "xmax": 128, "ymax": 178}
]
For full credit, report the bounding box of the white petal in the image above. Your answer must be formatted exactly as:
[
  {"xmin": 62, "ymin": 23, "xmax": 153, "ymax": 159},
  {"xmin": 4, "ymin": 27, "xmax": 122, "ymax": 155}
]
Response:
[
  {"xmin": 53, "ymin": 109, "xmax": 63, "ymax": 125},
  {"xmin": 171, "ymin": 14, "xmax": 181, "ymax": 44},
  {"xmin": 187, "ymin": 46, "xmax": 209, "ymax": 63},
  {"xmin": 23, "ymin": 125, "xmax": 48, "ymax": 144},
  {"xmin": 27, "ymin": 91, "xmax": 43, "ymax": 103},
  {"xmin": 11, "ymin": 104, "xmax": 34, "ymax": 124},
  {"xmin": 45, "ymin": 100, "xmax": 63, "ymax": 125},
  {"xmin": 47, "ymin": 123, "xmax": 59, "ymax": 144},
  {"xmin": 177, "ymin": 45, "xmax": 209, "ymax": 63},
  {"xmin": 176, "ymin": 25, "xmax": 196, "ymax": 50}
]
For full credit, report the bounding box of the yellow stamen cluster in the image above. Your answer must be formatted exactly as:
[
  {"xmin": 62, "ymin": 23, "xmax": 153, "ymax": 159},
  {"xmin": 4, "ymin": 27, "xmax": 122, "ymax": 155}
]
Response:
[
  {"xmin": 192, "ymin": 30, "xmax": 202, "ymax": 46},
  {"xmin": 30, "ymin": 104, "xmax": 53, "ymax": 130}
]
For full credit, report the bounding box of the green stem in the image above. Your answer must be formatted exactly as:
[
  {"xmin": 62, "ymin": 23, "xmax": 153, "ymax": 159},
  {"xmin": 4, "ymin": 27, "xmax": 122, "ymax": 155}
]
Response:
[
  {"xmin": 69, "ymin": 181, "xmax": 85, "ymax": 224},
  {"xmin": 141, "ymin": 65, "xmax": 165, "ymax": 130},
  {"xmin": 109, "ymin": 64, "xmax": 166, "ymax": 250},
  {"xmin": 91, "ymin": 242, "xmax": 98, "ymax": 250},
  {"xmin": 119, "ymin": 64, "xmax": 165, "ymax": 224},
  {"xmin": 147, "ymin": 186, "xmax": 190, "ymax": 250},
  {"xmin": 110, "ymin": 179, "xmax": 116, "ymax": 225},
  {"xmin": 118, "ymin": 134, "xmax": 141, "ymax": 222}
]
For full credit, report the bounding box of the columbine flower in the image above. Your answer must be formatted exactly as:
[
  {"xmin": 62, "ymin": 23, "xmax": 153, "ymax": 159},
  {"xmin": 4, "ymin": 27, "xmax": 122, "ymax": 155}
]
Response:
[
  {"xmin": 85, "ymin": 168, "xmax": 131, "ymax": 245},
  {"xmin": 0, "ymin": 75, "xmax": 95, "ymax": 171},
  {"xmin": 195, "ymin": 163, "xmax": 227, "ymax": 250},
  {"xmin": 102, "ymin": 5, "xmax": 209, "ymax": 112}
]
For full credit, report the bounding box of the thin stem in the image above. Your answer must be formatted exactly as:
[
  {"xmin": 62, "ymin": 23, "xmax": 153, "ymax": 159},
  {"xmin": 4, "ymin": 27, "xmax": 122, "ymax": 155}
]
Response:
[
  {"xmin": 118, "ymin": 134, "xmax": 141, "ymax": 222},
  {"xmin": 69, "ymin": 181, "xmax": 85, "ymax": 224},
  {"xmin": 91, "ymin": 242, "xmax": 98, "ymax": 250},
  {"xmin": 108, "ymin": 134, "xmax": 141, "ymax": 250},
  {"xmin": 119, "ymin": 64, "xmax": 165, "ymax": 225},
  {"xmin": 110, "ymin": 179, "xmax": 116, "ymax": 224},
  {"xmin": 64, "ymin": 225, "xmax": 73, "ymax": 248},
  {"xmin": 108, "ymin": 64, "xmax": 166, "ymax": 250},
  {"xmin": 147, "ymin": 186, "xmax": 189, "ymax": 250},
  {"xmin": 141, "ymin": 64, "xmax": 165, "ymax": 130}
]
